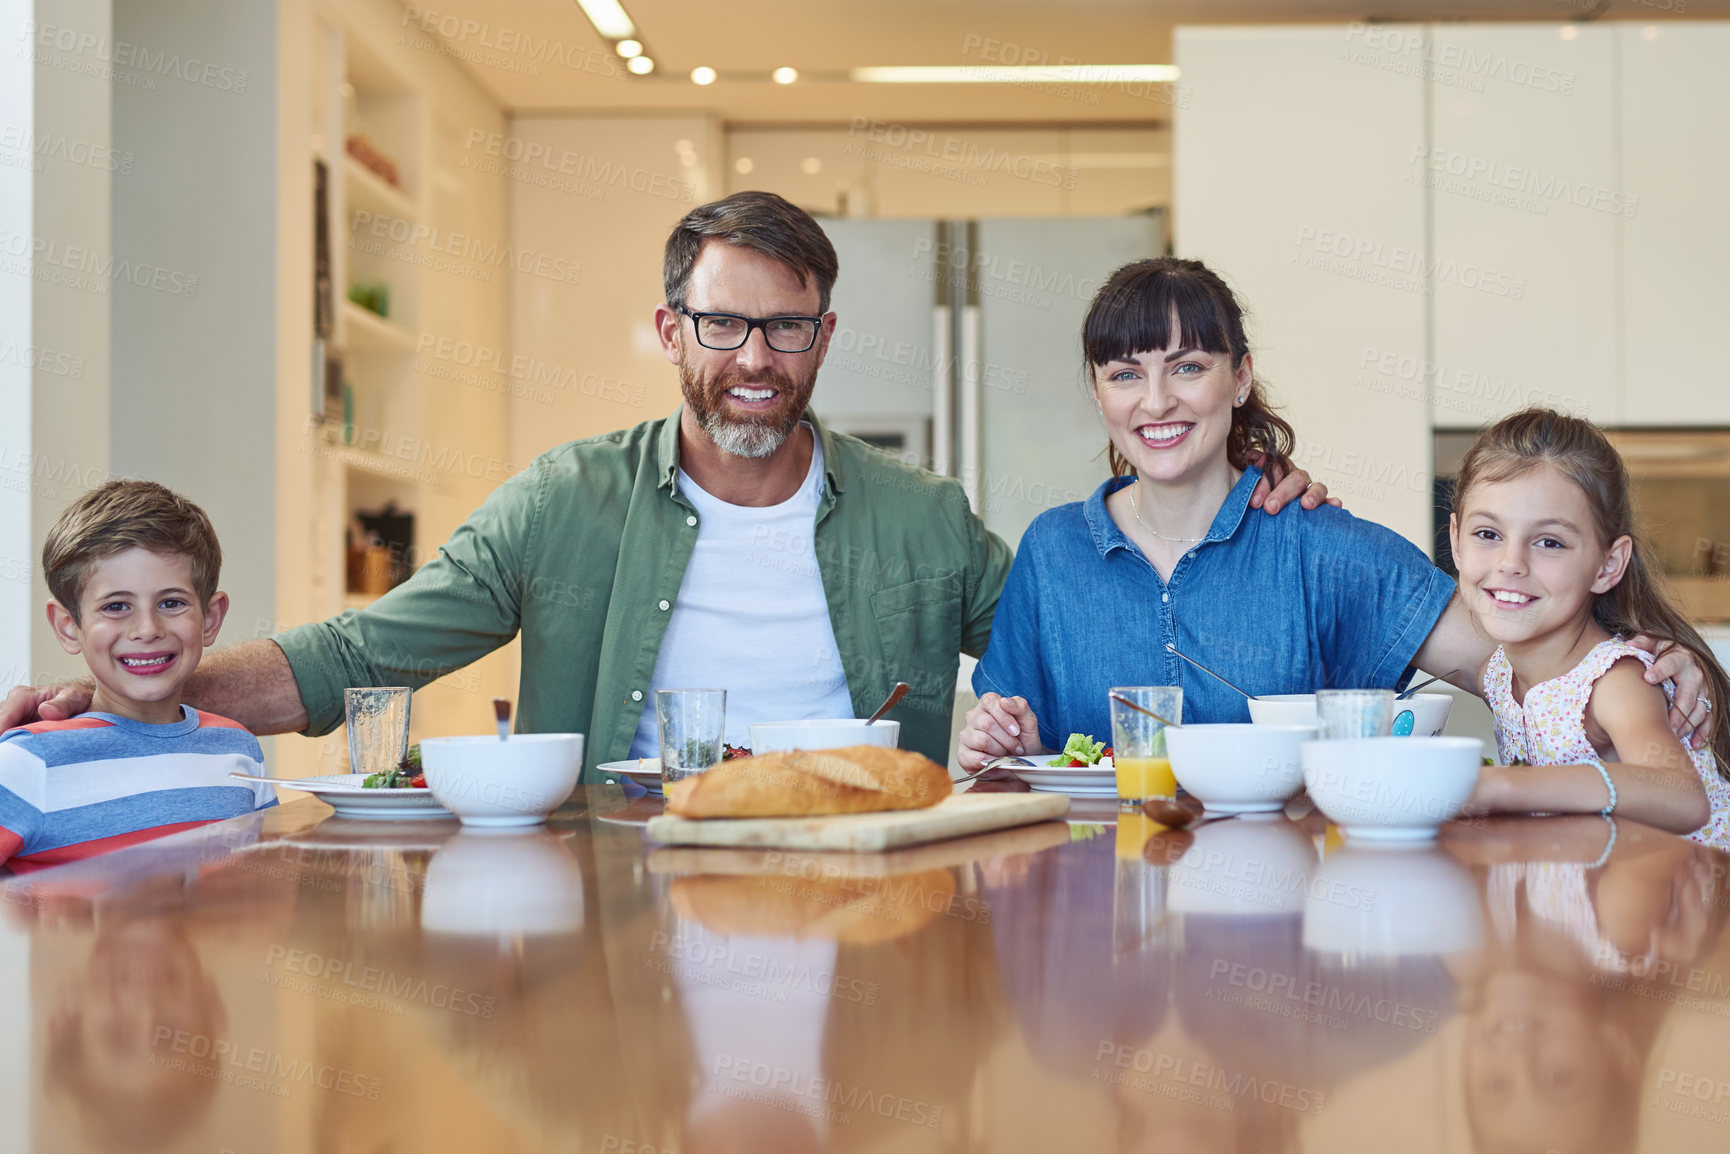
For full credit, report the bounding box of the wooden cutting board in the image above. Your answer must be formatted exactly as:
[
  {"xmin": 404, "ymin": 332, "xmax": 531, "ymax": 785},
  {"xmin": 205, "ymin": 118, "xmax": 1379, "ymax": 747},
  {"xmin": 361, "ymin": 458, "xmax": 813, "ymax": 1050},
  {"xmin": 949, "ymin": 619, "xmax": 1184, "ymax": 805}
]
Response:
[{"xmin": 644, "ymin": 792, "xmax": 1070, "ymax": 852}]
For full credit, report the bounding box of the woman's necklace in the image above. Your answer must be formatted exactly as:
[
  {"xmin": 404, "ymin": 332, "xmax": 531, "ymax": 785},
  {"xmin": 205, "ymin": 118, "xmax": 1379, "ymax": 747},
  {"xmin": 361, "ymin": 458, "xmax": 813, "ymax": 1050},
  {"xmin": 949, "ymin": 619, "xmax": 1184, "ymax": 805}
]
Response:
[{"xmin": 1129, "ymin": 481, "xmax": 1207, "ymax": 544}]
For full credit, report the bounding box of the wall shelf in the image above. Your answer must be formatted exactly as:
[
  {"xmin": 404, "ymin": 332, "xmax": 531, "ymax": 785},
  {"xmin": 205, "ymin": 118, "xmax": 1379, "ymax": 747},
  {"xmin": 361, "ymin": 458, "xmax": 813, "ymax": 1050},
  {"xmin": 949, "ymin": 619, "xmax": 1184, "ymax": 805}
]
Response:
[
  {"xmin": 278, "ymin": 0, "xmax": 517, "ymax": 783},
  {"xmin": 343, "ymin": 154, "xmax": 421, "ymax": 223},
  {"xmin": 341, "ymin": 299, "xmax": 418, "ymax": 352}
]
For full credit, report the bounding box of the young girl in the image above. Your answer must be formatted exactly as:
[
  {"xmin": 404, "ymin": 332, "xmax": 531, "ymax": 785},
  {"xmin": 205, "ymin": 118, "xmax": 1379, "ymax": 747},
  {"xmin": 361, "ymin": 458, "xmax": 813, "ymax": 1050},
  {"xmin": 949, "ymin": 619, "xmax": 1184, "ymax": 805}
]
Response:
[{"xmin": 1451, "ymin": 408, "xmax": 1730, "ymax": 847}]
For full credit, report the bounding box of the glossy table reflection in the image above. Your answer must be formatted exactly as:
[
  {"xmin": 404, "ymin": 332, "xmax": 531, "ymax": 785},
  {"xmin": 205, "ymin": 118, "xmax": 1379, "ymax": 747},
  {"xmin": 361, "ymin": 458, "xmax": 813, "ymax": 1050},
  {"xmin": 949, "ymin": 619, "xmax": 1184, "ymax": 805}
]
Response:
[{"xmin": 7, "ymin": 786, "xmax": 1730, "ymax": 1154}]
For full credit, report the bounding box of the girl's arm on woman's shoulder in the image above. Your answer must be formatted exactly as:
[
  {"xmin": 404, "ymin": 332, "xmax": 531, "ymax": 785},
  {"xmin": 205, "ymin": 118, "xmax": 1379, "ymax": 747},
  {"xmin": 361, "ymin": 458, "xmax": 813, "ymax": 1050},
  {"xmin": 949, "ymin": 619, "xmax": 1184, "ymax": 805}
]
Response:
[
  {"xmin": 1473, "ymin": 659, "xmax": 1710, "ymax": 835},
  {"xmin": 1411, "ymin": 594, "xmax": 1494, "ymax": 693}
]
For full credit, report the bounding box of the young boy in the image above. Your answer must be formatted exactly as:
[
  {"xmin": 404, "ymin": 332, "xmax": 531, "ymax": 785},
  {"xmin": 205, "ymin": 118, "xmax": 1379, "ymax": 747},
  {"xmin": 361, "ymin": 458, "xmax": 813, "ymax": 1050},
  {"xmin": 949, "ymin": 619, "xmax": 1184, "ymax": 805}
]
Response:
[{"xmin": 0, "ymin": 481, "xmax": 274, "ymax": 870}]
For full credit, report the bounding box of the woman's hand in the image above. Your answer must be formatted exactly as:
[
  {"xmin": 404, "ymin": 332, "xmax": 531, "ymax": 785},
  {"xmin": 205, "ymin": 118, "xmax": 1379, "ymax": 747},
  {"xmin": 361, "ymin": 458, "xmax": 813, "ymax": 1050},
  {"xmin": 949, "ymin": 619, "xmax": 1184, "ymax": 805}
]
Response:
[
  {"xmin": 958, "ymin": 693, "xmax": 1044, "ymax": 771},
  {"xmin": 1630, "ymin": 634, "xmax": 1718, "ymax": 745}
]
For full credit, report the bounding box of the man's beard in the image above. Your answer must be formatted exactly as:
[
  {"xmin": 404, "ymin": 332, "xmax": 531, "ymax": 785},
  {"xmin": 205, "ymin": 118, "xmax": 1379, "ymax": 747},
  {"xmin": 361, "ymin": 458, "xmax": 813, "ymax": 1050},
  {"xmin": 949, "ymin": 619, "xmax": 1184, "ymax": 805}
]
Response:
[{"xmin": 680, "ymin": 358, "xmax": 817, "ymax": 460}]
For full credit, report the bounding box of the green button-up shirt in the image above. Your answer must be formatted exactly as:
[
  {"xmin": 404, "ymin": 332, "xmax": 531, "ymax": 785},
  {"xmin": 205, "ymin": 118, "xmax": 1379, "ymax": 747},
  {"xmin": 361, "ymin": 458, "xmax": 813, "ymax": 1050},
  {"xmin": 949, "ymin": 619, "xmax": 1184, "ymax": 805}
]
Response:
[{"xmin": 274, "ymin": 410, "xmax": 1013, "ymax": 778}]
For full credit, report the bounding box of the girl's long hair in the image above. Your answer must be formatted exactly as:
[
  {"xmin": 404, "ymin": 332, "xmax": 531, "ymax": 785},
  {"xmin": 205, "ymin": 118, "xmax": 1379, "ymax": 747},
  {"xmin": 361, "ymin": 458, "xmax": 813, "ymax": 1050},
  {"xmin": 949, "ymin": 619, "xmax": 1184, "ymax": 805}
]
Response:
[
  {"xmin": 1082, "ymin": 257, "xmax": 1295, "ymax": 480},
  {"xmin": 1454, "ymin": 408, "xmax": 1730, "ymax": 778}
]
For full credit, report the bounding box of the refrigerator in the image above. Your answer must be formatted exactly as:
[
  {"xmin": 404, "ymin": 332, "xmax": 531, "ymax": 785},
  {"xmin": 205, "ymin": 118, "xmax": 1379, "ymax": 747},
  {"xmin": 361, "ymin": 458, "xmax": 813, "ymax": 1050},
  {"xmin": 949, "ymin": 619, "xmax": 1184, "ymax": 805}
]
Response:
[{"xmin": 814, "ymin": 215, "xmax": 1165, "ymax": 550}]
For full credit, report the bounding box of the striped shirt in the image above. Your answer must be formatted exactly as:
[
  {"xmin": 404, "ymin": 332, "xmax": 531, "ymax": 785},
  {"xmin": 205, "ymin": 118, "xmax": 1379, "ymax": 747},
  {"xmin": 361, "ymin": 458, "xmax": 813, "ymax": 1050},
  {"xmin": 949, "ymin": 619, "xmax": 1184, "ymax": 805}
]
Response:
[{"xmin": 0, "ymin": 706, "xmax": 276, "ymax": 871}]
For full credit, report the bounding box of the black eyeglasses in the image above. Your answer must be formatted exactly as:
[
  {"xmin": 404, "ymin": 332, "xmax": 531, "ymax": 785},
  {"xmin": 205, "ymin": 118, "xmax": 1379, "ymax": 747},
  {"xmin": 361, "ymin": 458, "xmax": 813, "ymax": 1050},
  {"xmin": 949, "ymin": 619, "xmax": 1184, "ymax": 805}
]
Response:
[{"xmin": 677, "ymin": 306, "xmax": 823, "ymax": 354}]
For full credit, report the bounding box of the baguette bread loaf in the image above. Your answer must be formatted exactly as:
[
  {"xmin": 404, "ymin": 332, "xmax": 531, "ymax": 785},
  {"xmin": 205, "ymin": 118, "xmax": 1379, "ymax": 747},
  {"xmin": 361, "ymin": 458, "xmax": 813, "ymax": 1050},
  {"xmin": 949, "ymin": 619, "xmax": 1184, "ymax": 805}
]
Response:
[{"xmin": 664, "ymin": 745, "xmax": 951, "ymax": 818}]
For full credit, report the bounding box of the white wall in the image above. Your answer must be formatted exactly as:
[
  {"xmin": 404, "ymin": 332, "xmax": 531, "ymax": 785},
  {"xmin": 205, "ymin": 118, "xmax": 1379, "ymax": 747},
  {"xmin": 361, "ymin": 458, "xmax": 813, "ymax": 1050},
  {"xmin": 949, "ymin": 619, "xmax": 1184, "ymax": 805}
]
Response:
[
  {"xmin": 505, "ymin": 115, "xmax": 721, "ymax": 463},
  {"xmin": 0, "ymin": 0, "xmax": 41, "ymax": 694},
  {"xmin": 0, "ymin": 1, "xmax": 116, "ymax": 1148},
  {"xmin": 0, "ymin": 0, "xmax": 114, "ymax": 693},
  {"xmin": 107, "ymin": 0, "xmax": 279, "ymax": 684}
]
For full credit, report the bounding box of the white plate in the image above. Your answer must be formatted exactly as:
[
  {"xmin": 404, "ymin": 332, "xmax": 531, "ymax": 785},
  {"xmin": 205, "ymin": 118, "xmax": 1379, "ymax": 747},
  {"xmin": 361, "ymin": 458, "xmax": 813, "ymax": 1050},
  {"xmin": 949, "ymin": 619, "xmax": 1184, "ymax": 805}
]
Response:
[
  {"xmin": 596, "ymin": 758, "xmax": 663, "ymax": 796},
  {"xmin": 1009, "ymin": 758, "xmax": 1117, "ymax": 797},
  {"xmin": 233, "ymin": 772, "xmax": 451, "ymax": 820}
]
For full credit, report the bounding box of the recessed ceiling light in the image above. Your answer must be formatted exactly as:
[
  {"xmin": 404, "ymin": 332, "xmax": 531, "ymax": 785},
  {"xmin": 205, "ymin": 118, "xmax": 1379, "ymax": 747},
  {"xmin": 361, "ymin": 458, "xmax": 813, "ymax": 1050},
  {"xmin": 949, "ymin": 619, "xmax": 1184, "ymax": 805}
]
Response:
[
  {"xmin": 851, "ymin": 64, "xmax": 1179, "ymax": 84},
  {"xmin": 801, "ymin": 157, "xmax": 821, "ymax": 175},
  {"xmin": 773, "ymin": 67, "xmax": 798, "ymax": 85},
  {"xmin": 1560, "ymin": 25, "xmax": 1579, "ymax": 40},
  {"xmin": 1643, "ymin": 25, "xmax": 1659, "ymax": 40},
  {"xmin": 627, "ymin": 55, "xmax": 654, "ymax": 75},
  {"xmin": 735, "ymin": 157, "xmax": 754, "ymax": 175},
  {"xmin": 576, "ymin": 0, "xmax": 636, "ymax": 41},
  {"xmin": 691, "ymin": 66, "xmax": 717, "ymax": 85},
  {"xmin": 615, "ymin": 39, "xmax": 643, "ymax": 58}
]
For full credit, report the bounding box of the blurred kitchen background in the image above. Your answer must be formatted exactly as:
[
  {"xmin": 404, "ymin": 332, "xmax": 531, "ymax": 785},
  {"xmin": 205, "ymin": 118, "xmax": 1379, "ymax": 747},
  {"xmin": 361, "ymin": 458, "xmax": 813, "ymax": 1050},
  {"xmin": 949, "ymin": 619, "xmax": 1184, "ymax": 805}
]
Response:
[{"xmin": 4, "ymin": 0, "xmax": 1730, "ymax": 777}]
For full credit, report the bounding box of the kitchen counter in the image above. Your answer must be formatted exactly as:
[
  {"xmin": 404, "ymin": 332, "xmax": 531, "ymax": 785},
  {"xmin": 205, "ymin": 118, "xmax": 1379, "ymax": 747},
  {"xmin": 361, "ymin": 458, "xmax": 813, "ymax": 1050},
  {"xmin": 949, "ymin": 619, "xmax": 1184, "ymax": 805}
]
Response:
[{"xmin": 6, "ymin": 788, "xmax": 1730, "ymax": 1152}]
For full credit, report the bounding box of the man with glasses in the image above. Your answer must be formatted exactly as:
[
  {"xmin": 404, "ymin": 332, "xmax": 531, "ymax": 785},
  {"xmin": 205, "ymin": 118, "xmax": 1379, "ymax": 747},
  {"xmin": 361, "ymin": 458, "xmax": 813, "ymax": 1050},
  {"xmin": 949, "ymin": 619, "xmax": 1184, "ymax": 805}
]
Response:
[{"xmin": 1, "ymin": 192, "xmax": 1329, "ymax": 772}]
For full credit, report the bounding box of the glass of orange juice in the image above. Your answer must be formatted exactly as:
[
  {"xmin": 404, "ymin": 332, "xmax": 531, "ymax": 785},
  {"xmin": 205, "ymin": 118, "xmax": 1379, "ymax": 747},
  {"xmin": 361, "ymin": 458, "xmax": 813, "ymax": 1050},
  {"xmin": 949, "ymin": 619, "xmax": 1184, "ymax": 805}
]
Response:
[{"xmin": 1109, "ymin": 686, "xmax": 1182, "ymax": 805}]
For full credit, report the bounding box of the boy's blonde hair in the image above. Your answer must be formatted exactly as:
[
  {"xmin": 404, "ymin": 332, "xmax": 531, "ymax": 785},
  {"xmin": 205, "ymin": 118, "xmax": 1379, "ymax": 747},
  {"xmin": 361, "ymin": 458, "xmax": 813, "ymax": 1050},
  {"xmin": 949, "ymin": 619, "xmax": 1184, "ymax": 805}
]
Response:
[{"xmin": 42, "ymin": 481, "xmax": 221, "ymax": 623}]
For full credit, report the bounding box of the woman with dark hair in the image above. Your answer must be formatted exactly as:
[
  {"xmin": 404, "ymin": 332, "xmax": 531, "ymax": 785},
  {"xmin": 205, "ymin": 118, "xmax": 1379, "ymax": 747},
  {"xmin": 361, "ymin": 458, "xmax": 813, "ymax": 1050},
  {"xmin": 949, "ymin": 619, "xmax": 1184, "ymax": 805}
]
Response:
[{"xmin": 957, "ymin": 258, "xmax": 1711, "ymax": 768}]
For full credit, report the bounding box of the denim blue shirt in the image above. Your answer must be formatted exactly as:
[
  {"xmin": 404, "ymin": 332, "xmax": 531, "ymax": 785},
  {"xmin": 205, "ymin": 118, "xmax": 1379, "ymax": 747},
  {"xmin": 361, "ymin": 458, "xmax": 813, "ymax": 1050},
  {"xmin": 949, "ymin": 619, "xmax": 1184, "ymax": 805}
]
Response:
[{"xmin": 973, "ymin": 469, "xmax": 1457, "ymax": 750}]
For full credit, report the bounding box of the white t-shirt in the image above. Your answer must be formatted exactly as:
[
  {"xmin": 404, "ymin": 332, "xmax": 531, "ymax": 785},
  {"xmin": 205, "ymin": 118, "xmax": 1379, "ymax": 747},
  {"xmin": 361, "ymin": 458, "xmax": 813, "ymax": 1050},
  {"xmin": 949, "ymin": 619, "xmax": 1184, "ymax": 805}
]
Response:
[{"xmin": 628, "ymin": 428, "xmax": 854, "ymax": 757}]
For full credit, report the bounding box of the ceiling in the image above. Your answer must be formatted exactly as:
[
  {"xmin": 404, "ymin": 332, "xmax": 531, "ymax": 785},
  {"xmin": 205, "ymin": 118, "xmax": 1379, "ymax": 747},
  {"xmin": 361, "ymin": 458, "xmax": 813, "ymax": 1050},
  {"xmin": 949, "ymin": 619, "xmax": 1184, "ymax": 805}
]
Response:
[{"xmin": 406, "ymin": 0, "xmax": 1727, "ymax": 122}]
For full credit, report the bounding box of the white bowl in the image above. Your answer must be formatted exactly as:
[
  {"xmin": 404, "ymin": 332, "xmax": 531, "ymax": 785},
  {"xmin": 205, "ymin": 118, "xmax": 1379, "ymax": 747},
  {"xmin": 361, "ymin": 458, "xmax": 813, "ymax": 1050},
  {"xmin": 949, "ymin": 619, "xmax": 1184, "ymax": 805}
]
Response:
[
  {"xmin": 749, "ymin": 718, "xmax": 900, "ymax": 753},
  {"xmin": 422, "ymin": 828, "xmax": 584, "ymax": 936},
  {"xmin": 1301, "ymin": 736, "xmax": 1483, "ymax": 843},
  {"xmin": 1246, "ymin": 694, "xmax": 1318, "ymax": 727},
  {"xmin": 1302, "ymin": 844, "xmax": 1483, "ymax": 956},
  {"xmin": 1389, "ymin": 692, "xmax": 1454, "ymax": 737},
  {"xmin": 419, "ymin": 733, "xmax": 584, "ymax": 827},
  {"xmin": 1163, "ymin": 723, "xmax": 1316, "ymax": 813},
  {"xmin": 1166, "ymin": 817, "xmax": 1317, "ymax": 917}
]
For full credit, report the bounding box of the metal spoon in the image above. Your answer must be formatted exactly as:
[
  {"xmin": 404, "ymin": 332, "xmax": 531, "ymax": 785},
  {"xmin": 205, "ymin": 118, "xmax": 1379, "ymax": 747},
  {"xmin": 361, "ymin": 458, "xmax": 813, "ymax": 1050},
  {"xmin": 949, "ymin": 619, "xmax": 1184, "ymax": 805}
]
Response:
[
  {"xmin": 865, "ymin": 682, "xmax": 910, "ymax": 725},
  {"xmin": 1164, "ymin": 642, "xmax": 1258, "ymax": 701},
  {"xmin": 1109, "ymin": 692, "xmax": 1181, "ymax": 729},
  {"xmin": 1397, "ymin": 670, "xmax": 1460, "ymax": 700}
]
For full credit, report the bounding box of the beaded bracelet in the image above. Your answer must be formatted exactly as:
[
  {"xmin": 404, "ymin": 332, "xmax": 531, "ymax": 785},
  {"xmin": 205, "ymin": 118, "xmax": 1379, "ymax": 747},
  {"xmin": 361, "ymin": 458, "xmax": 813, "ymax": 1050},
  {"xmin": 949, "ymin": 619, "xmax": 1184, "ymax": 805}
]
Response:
[
  {"xmin": 1587, "ymin": 815, "xmax": 1617, "ymax": 870},
  {"xmin": 1588, "ymin": 756, "xmax": 1618, "ymax": 817}
]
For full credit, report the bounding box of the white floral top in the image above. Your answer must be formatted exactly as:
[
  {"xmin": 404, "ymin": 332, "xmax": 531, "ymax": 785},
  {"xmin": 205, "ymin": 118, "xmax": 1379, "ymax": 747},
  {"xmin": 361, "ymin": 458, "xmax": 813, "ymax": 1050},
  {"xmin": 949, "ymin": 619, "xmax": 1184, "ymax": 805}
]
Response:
[{"xmin": 1484, "ymin": 638, "xmax": 1730, "ymax": 851}]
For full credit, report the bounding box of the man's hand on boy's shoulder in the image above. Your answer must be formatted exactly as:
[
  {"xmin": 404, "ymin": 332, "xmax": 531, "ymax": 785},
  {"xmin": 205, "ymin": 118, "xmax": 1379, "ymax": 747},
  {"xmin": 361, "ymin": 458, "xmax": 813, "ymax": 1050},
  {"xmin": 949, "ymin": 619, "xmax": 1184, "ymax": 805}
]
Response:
[{"xmin": 0, "ymin": 679, "xmax": 95, "ymax": 732}]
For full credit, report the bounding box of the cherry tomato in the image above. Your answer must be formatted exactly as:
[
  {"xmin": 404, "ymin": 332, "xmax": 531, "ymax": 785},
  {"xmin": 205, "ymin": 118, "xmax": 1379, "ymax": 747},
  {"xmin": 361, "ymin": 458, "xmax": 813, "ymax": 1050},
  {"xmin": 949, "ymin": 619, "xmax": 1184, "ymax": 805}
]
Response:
[
  {"xmin": 1102, "ymin": 747, "xmax": 1114, "ymax": 759},
  {"xmin": 410, "ymin": 773, "xmax": 426, "ymax": 789}
]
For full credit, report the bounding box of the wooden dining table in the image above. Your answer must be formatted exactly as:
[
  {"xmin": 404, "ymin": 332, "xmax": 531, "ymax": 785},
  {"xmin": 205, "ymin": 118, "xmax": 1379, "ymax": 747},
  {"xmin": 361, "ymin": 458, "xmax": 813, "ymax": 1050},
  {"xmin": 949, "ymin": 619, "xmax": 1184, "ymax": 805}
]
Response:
[{"xmin": 5, "ymin": 785, "xmax": 1730, "ymax": 1153}]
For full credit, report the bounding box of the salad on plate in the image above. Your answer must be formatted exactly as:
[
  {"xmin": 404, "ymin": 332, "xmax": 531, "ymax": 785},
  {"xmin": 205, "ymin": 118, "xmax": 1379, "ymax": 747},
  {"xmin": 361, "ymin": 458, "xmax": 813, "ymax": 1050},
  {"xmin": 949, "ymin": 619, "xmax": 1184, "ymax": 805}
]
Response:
[
  {"xmin": 362, "ymin": 744, "xmax": 426, "ymax": 789},
  {"xmin": 1048, "ymin": 733, "xmax": 1112, "ymax": 768}
]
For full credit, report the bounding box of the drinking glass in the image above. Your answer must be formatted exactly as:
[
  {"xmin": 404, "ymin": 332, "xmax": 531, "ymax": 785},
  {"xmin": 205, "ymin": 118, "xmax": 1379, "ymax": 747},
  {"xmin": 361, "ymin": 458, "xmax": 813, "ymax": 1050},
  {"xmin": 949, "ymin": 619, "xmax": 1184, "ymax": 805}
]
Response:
[
  {"xmin": 657, "ymin": 689, "xmax": 727, "ymax": 789},
  {"xmin": 1316, "ymin": 689, "xmax": 1395, "ymax": 740},
  {"xmin": 345, "ymin": 686, "xmax": 411, "ymax": 777},
  {"xmin": 1109, "ymin": 686, "xmax": 1183, "ymax": 803}
]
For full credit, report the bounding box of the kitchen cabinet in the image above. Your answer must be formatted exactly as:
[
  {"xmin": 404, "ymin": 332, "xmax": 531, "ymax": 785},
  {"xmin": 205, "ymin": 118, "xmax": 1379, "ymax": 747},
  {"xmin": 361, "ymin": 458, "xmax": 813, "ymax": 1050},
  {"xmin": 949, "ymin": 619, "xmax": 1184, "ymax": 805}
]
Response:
[
  {"xmin": 1428, "ymin": 24, "xmax": 1620, "ymax": 427},
  {"xmin": 1618, "ymin": 23, "xmax": 1730, "ymax": 426},
  {"xmin": 1175, "ymin": 26, "xmax": 1432, "ymax": 546}
]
